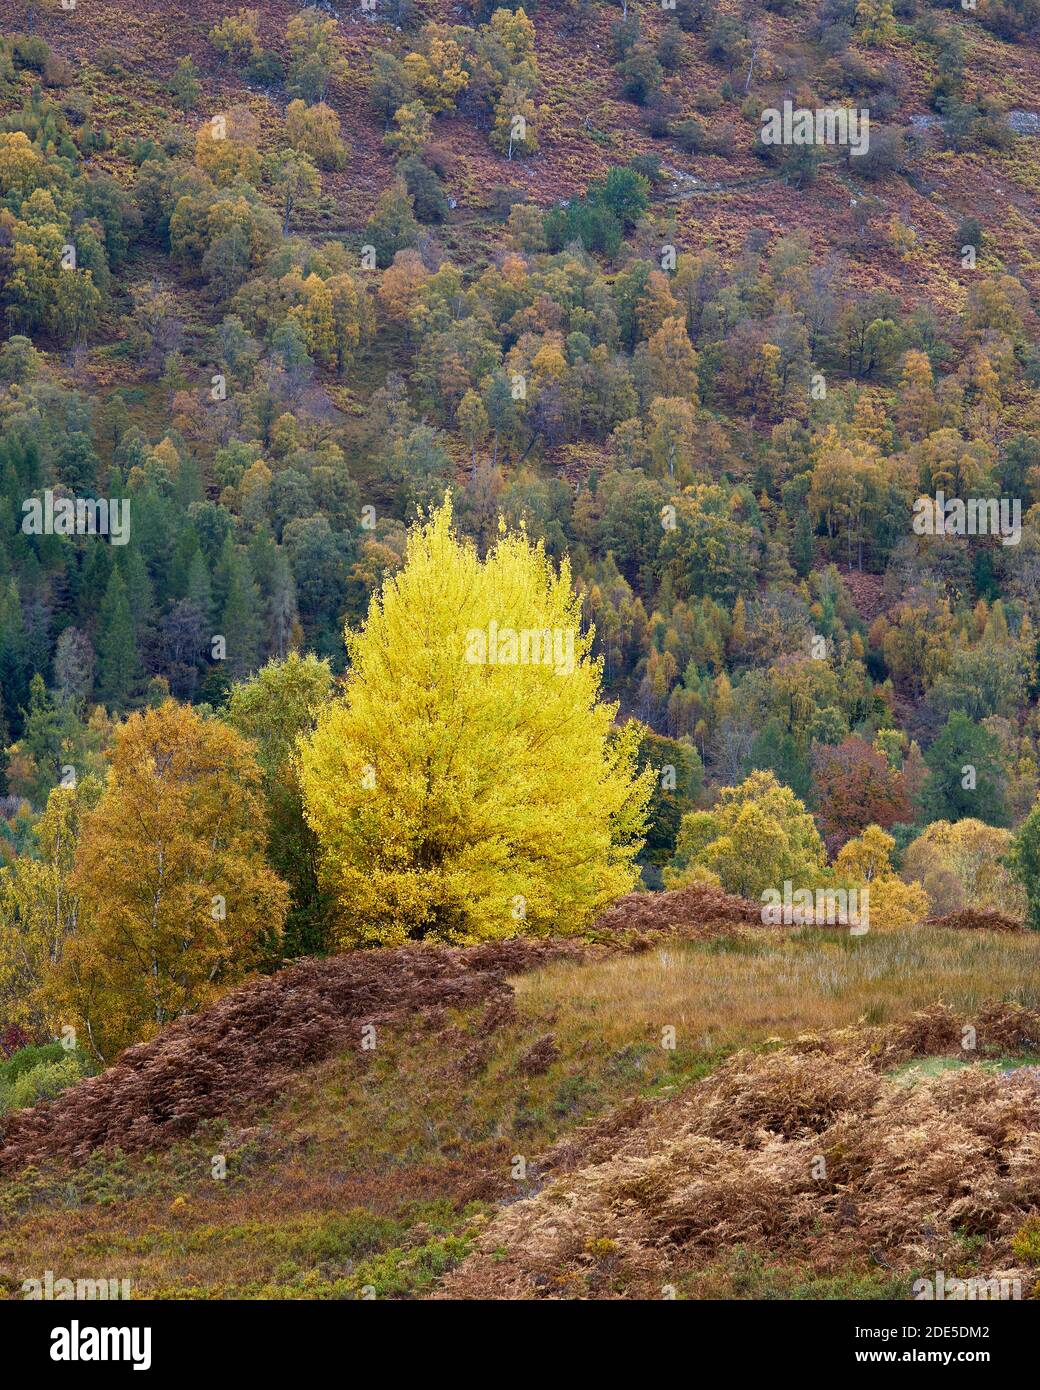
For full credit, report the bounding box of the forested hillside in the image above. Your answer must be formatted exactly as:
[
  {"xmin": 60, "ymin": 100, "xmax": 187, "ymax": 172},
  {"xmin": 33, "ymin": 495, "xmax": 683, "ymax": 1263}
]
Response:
[{"xmin": 0, "ymin": 0, "xmax": 1039, "ymax": 1311}]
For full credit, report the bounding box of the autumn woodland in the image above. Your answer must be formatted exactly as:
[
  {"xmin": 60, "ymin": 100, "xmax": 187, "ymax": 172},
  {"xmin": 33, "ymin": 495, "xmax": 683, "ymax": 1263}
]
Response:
[{"xmin": 0, "ymin": 0, "xmax": 1038, "ymax": 1323}]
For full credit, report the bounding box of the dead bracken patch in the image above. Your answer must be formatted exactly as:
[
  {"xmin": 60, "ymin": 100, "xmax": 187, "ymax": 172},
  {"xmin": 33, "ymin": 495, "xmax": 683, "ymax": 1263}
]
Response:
[
  {"xmin": 2, "ymin": 889, "xmax": 1030, "ymax": 1194},
  {"xmin": 923, "ymin": 910, "xmax": 1025, "ymax": 933},
  {"xmin": 0, "ymin": 886, "xmax": 765, "ymax": 1174},
  {"xmin": 877, "ymin": 1001, "xmax": 1040, "ymax": 1066},
  {"xmin": 0, "ymin": 939, "xmax": 584, "ymax": 1174},
  {"xmin": 435, "ymin": 1002, "xmax": 1040, "ymax": 1300},
  {"xmin": 515, "ymin": 1034, "xmax": 559, "ymax": 1076},
  {"xmin": 590, "ymin": 885, "xmax": 763, "ymax": 938}
]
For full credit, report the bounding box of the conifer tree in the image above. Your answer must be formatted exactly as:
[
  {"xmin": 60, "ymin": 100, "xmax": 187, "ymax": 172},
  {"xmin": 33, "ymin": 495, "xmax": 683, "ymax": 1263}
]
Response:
[
  {"xmin": 218, "ymin": 543, "xmax": 262, "ymax": 679},
  {"xmin": 96, "ymin": 568, "xmax": 140, "ymax": 707},
  {"xmin": 186, "ymin": 548, "xmax": 214, "ymax": 625},
  {"xmin": 226, "ymin": 654, "xmax": 334, "ymax": 955}
]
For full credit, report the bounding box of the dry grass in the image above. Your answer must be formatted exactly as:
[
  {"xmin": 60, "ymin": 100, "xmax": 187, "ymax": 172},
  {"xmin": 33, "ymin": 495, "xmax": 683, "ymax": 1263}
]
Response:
[{"xmin": 514, "ymin": 929, "xmax": 1040, "ymax": 1054}]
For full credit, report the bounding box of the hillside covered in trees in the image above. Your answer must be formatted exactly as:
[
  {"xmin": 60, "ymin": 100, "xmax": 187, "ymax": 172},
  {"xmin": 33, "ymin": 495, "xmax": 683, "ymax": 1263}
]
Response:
[{"xmin": 0, "ymin": 0, "xmax": 1039, "ymax": 1316}]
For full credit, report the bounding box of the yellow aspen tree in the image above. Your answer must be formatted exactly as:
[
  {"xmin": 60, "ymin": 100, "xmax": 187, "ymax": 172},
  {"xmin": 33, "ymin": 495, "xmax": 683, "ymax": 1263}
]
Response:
[
  {"xmin": 856, "ymin": 0, "xmax": 896, "ymax": 45},
  {"xmin": 833, "ymin": 824, "xmax": 929, "ymax": 929},
  {"xmin": 298, "ymin": 499, "xmax": 653, "ymax": 946},
  {"xmin": 292, "ymin": 273, "xmax": 337, "ymax": 368},
  {"xmin": 646, "ymin": 316, "xmax": 700, "ymax": 403}
]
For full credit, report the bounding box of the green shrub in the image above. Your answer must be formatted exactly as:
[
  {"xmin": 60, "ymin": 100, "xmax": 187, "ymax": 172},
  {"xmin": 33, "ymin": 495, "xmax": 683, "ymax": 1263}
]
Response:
[
  {"xmin": 0, "ymin": 1041, "xmax": 66, "ymax": 1084},
  {"xmin": 13, "ymin": 35, "xmax": 49, "ymax": 72},
  {"xmin": 398, "ymin": 155, "xmax": 449, "ymax": 224},
  {"xmin": 0, "ymin": 1052, "xmax": 88, "ymax": 1114},
  {"xmin": 1011, "ymin": 1216, "xmax": 1040, "ymax": 1266}
]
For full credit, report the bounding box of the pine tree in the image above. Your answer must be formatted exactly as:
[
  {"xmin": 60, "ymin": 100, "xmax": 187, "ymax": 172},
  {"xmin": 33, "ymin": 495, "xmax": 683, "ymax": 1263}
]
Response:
[
  {"xmin": 267, "ymin": 549, "xmax": 300, "ymax": 660},
  {"xmin": 792, "ymin": 510, "xmax": 814, "ymax": 577},
  {"xmin": 1008, "ymin": 800, "xmax": 1040, "ymax": 931},
  {"xmin": 919, "ymin": 712, "xmax": 1008, "ymax": 827},
  {"xmin": 18, "ymin": 672, "xmax": 65, "ymax": 802},
  {"xmin": 186, "ymin": 549, "xmax": 213, "ymax": 626},
  {"xmin": 119, "ymin": 545, "xmax": 155, "ymax": 641},
  {"xmin": 0, "ymin": 579, "xmax": 29, "ymax": 738},
  {"xmin": 226, "ymin": 654, "xmax": 334, "ymax": 956},
  {"xmin": 0, "ymin": 690, "xmax": 8, "ymax": 796},
  {"xmin": 218, "ymin": 545, "xmax": 262, "ymax": 680},
  {"xmin": 96, "ymin": 568, "xmax": 140, "ymax": 707}
]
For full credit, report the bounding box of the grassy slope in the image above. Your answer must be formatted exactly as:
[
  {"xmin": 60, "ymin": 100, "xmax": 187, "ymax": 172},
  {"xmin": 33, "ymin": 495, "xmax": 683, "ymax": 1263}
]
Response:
[{"xmin": 1, "ymin": 924, "xmax": 1039, "ymax": 1299}]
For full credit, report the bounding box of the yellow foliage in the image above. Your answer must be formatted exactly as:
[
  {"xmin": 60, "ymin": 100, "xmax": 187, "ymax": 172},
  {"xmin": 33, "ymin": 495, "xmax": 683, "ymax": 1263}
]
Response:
[
  {"xmin": 403, "ymin": 32, "xmax": 469, "ymax": 115},
  {"xmin": 665, "ymin": 770, "xmax": 824, "ymax": 899},
  {"xmin": 298, "ymin": 499, "xmax": 652, "ymax": 946},
  {"xmin": 903, "ymin": 819, "xmax": 1026, "ymax": 918},
  {"xmin": 194, "ymin": 108, "xmax": 261, "ymax": 186},
  {"xmin": 285, "ymin": 99, "xmax": 348, "ymax": 170},
  {"xmin": 0, "ymin": 132, "xmax": 46, "ymax": 199},
  {"xmin": 834, "ymin": 825, "xmax": 929, "ymax": 931},
  {"xmin": 51, "ymin": 702, "xmax": 288, "ymax": 1061},
  {"xmin": 0, "ymin": 780, "xmax": 103, "ymax": 1034}
]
